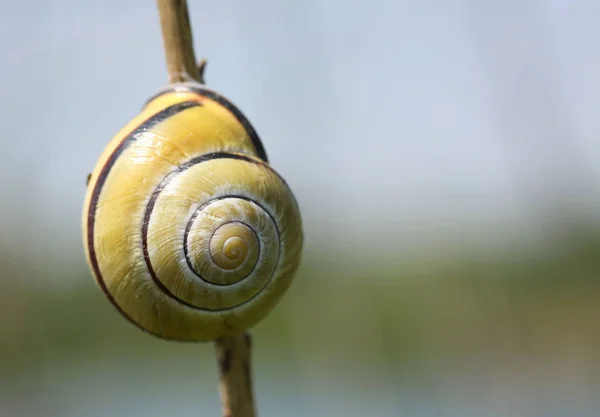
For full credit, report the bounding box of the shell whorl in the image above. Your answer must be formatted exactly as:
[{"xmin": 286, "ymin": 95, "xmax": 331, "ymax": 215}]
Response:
[{"xmin": 83, "ymin": 83, "xmax": 303, "ymax": 341}]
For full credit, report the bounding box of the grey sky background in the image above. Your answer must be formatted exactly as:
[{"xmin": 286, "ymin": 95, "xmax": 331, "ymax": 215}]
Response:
[{"xmin": 2, "ymin": 0, "xmax": 600, "ymax": 284}]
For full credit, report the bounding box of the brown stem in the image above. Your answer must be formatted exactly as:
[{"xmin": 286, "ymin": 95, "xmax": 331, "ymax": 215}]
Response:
[
  {"xmin": 155, "ymin": 2, "xmax": 256, "ymax": 416},
  {"xmin": 156, "ymin": 0, "xmax": 204, "ymax": 83},
  {"xmin": 215, "ymin": 333, "xmax": 257, "ymax": 417}
]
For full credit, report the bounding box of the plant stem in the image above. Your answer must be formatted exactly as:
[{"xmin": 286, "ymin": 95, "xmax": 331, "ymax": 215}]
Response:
[
  {"xmin": 155, "ymin": 1, "xmax": 257, "ymax": 416},
  {"xmin": 156, "ymin": 0, "xmax": 203, "ymax": 83},
  {"xmin": 215, "ymin": 334, "xmax": 257, "ymax": 417}
]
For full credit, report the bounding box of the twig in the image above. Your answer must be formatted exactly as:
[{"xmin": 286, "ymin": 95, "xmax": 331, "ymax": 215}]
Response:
[
  {"xmin": 156, "ymin": 0, "xmax": 204, "ymax": 83},
  {"xmin": 215, "ymin": 334, "xmax": 256, "ymax": 417},
  {"xmin": 155, "ymin": 1, "xmax": 257, "ymax": 416}
]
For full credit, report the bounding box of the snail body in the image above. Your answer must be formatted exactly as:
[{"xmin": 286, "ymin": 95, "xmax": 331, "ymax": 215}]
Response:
[{"xmin": 82, "ymin": 82, "xmax": 303, "ymax": 341}]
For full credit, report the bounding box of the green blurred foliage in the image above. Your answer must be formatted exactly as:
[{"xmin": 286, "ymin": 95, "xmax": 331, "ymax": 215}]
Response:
[{"xmin": 2, "ymin": 228, "xmax": 599, "ymax": 378}]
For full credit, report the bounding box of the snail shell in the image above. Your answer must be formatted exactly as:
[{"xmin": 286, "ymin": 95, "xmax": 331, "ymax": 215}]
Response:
[{"xmin": 82, "ymin": 82, "xmax": 303, "ymax": 341}]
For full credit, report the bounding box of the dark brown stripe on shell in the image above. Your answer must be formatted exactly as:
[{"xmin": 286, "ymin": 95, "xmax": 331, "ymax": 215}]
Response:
[
  {"xmin": 86, "ymin": 101, "xmax": 201, "ymax": 339},
  {"xmin": 145, "ymin": 85, "xmax": 269, "ymax": 162},
  {"xmin": 141, "ymin": 152, "xmax": 282, "ymax": 311},
  {"xmin": 183, "ymin": 219, "xmax": 261, "ymax": 287}
]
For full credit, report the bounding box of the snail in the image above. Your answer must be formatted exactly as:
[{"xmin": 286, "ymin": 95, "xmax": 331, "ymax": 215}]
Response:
[{"xmin": 82, "ymin": 81, "xmax": 303, "ymax": 342}]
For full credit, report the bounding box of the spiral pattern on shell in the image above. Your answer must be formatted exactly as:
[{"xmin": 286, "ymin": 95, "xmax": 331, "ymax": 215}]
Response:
[{"xmin": 83, "ymin": 83, "xmax": 303, "ymax": 341}]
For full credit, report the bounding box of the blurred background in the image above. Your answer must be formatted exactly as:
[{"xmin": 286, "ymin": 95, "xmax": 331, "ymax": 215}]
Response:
[{"xmin": 1, "ymin": 0, "xmax": 600, "ymax": 416}]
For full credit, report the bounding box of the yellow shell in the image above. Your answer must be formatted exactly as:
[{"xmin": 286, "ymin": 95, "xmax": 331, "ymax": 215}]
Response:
[{"xmin": 82, "ymin": 82, "xmax": 303, "ymax": 341}]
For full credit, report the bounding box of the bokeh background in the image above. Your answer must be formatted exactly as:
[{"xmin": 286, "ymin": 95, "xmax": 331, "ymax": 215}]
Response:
[{"xmin": 2, "ymin": 1, "xmax": 600, "ymax": 416}]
